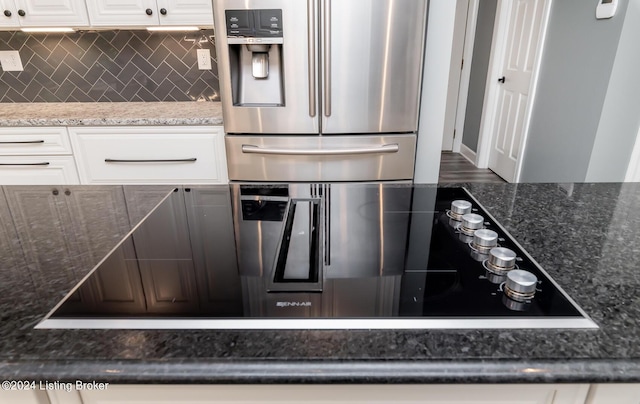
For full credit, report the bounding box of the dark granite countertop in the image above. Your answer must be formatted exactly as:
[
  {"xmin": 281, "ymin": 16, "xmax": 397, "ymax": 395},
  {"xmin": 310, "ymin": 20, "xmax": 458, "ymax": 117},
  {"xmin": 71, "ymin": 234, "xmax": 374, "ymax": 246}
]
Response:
[{"xmin": 1, "ymin": 182, "xmax": 639, "ymax": 384}]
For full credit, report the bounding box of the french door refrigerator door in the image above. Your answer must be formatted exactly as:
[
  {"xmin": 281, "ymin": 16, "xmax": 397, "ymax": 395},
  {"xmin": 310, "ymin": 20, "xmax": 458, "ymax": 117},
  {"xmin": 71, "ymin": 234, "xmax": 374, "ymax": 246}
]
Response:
[
  {"xmin": 320, "ymin": 0, "xmax": 428, "ymax": 134},
  {"xmin": 214, "ymin": 0, "xmax": 428, "ymax": 135},
  {"xmin": 213, "ymin": 0, "xmax": 319, "ymax": 134}
]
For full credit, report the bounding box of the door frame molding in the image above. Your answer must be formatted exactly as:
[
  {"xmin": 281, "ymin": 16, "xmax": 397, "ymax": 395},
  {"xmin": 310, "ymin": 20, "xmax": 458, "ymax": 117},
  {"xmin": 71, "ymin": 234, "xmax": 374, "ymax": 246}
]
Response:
[
  {"xmin": 475, "ymin": 0, "xmax": 553, "ymax": 182},
  {"xmin": 452, "ymin": 0, "xmax": 480, "ymax": 154},
  {"xmin": 624, "ymin": 125, "xmax": 640, "ymax": 181}
]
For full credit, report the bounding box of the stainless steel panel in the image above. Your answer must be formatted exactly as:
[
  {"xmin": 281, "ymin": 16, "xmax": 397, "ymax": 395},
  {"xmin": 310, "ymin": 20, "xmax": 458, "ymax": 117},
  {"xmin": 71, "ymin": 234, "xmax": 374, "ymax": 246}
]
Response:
[
  {"xmin": 213, "ymin": 0, "xmax": 319, "ymax": 134},
  {"xmin": 226, "ymin": 135, "xmax": 417, "ymax": 182},
  {"xmin": 320, "ymin": 0, "xmax": 428, "ymax": 134}
]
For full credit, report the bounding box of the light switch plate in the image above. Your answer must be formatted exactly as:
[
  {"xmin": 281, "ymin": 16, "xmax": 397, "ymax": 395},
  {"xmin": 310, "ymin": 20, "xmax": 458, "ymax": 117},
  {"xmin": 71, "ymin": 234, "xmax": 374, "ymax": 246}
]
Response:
[
  {"xmin": 0, "ymin": 50, "xmax": 24, "ymax": 71},
  {"xmin": 197, "ymin": 49, "xmax": 212, "ymax": 70}
]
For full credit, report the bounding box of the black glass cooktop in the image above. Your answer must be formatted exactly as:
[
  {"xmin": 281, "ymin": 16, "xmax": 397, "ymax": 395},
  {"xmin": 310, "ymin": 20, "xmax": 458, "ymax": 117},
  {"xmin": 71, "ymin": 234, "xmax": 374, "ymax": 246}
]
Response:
[{"xmin": 37, "ymin": 184, "xmax": 597, "ymax": 329}]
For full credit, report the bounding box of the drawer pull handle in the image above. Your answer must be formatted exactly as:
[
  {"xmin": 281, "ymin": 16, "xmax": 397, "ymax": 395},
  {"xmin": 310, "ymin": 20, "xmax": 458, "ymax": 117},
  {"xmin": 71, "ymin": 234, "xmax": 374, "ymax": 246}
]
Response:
[
  {"xmin": 0, "ymin": 162, "xmax": 50, "ymax": 166},
  {"xmin": 105, "ymin": 158, "xmax": 197, "ymax": 163},
  {"xmin": 241, "ymin": 144, "xmax": 399, "ymax": 156},
  {"xmin": 0, "ymin": 140, "xmax": 45, "ymax": 144}
]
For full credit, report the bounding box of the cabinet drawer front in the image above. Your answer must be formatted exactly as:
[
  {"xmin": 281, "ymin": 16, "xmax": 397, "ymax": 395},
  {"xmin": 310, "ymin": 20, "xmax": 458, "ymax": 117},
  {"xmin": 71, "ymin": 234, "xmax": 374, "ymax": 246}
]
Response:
[
  {"xmin": 72, "ymin": 130, "xmax": 226, "ymax": 184},
  {"xmin": 0, "ymin": 127, "xmax": 72, "ymax": 155},
  {"xmin": 0, "ymin": 156, "xmax": 79, "ymax": 185}
]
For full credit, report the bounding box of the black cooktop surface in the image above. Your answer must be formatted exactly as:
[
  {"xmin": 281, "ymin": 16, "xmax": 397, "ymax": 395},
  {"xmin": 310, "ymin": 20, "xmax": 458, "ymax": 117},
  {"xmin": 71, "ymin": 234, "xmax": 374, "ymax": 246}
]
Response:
[{"xmin": 38, "ymin": 184, "xmax": 596, "ymax": 329}]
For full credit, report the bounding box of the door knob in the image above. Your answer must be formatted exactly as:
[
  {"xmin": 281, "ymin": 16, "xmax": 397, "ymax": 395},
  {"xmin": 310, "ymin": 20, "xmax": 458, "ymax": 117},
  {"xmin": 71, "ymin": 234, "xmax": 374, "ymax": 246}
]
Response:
[
  {"xmin": 498, "ymin": 76, "xmax": 505, "ymax": 83},
  {"xmin": 17, "ymin": 9, "xmax": 25, "ymax": 16},
  {"xmin": 160, "ymin": 8, "xmax": 167, "ymax": 15},
  {"xmin": 3, "ymin": 10, "xmax": 11, "ymax": 17},
  {"xmin": 145, "ymin": 8, "xmax": 153, "ymax": 15}
]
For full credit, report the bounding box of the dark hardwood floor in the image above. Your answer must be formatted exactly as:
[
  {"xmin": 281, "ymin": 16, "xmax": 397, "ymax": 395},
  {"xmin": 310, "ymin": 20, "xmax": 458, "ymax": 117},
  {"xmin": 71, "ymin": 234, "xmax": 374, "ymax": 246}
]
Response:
[{"xmin": 438, "ymin": 152, "xmax": 505, "ymax": 183}]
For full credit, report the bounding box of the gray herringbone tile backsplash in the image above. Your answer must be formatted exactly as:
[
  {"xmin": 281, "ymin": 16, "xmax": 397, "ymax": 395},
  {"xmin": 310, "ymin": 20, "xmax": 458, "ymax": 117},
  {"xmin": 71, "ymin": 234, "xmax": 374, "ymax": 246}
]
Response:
[{"xmin": 0, "ymin": 30, "xmax": 219, "ymax": 102}]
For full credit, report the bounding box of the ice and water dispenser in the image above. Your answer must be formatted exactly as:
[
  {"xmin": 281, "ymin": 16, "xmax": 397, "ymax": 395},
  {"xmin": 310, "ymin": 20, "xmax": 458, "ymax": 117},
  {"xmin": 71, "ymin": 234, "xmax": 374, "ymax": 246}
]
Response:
[{"xmin": 225, "ymin": 9, "xmax": 284, "ymax": 106}]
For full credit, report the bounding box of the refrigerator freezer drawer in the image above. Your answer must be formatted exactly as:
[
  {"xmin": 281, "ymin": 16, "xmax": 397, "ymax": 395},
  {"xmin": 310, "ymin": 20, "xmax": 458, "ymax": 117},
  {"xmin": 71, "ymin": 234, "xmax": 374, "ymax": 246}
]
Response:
[{"xmin": 226, "ymin": 135, "xmax": 416, "ymax": 181}]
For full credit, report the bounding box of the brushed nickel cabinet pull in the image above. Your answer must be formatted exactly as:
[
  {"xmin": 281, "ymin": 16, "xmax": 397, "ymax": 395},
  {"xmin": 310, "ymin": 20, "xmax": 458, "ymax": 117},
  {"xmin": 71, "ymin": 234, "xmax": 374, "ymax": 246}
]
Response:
[
  {"xmin": 0, "ymin": 140, "xmax": 45, "ymax": 144},
  {"xmin": 0, "ymin": 162, "xmax": 50, "ymax": 166}
]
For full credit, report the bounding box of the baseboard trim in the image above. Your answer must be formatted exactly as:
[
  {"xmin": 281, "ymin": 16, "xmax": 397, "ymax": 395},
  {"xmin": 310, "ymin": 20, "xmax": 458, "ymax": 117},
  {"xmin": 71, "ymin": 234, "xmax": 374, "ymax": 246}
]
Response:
[{"xmin": 460, "ymin": 144, "xmax": 477, "ymax": 165}]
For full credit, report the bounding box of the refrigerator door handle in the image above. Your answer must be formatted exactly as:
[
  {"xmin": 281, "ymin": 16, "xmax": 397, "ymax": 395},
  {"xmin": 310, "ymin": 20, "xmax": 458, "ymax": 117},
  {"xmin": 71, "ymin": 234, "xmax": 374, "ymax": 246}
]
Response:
[
  {"xmin": 308, "ymin": 0, "xmax": 317, "ymax": 117},
  {"xmin": 241, "ymin": 144, "xmax": 399, "ymax": 156},
  {"xmin": 323, "ymin": 0, "xmax": 331, "ymax": 117}
]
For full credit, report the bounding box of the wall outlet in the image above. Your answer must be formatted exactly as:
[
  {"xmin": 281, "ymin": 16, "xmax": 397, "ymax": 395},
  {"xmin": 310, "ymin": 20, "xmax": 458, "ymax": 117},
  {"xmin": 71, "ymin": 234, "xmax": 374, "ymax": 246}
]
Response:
[
  {"xmin": 197, "ymin": 49, "xmax": 212, "ymax": 70},
  {"xmin": 0, "ymin": 50, "xmax": 24, "ymax": 72}
]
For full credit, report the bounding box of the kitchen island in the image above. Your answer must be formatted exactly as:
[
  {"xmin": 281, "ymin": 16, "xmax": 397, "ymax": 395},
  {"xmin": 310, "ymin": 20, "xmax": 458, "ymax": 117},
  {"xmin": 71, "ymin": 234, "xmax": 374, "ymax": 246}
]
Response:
[{"xmin": 0, "ymin": 181, "xmax": 639, "ymax": 392}]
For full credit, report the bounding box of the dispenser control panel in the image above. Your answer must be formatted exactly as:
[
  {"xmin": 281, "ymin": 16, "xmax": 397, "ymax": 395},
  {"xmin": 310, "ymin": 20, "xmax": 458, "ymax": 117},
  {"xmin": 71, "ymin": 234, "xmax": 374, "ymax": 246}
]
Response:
[{"xmin": 226, "ymin": 9, "xmax": 283, "ymax": 38}]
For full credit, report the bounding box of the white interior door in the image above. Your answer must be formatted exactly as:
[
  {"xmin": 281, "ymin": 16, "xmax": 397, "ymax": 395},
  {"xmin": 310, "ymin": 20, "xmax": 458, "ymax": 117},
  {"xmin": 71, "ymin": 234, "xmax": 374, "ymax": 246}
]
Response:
[{"xmin": 484, "ymin": 0, "xmax": 548, "ymax": 182}]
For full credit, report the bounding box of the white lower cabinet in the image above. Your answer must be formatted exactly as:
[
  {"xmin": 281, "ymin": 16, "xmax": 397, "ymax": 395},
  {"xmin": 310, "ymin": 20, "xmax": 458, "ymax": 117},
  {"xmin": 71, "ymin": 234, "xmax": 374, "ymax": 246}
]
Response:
[
  {"xmin": 69, "ymin": 126, "xmax": 228, "ymax": 184},
  {"xmin": 73, "ymin": 384, "xmax": 591, "ymax": 404},
  {"xmin": 0, "ymin": 127, "xmax": 79, "ymax": 185},
  {"xmin": 585, "ymin": 384, "xmax": 640, "ymax": 404},
  {"xmin": 0, "ymin": 389, "xmax": 50, "ymax": 404}
]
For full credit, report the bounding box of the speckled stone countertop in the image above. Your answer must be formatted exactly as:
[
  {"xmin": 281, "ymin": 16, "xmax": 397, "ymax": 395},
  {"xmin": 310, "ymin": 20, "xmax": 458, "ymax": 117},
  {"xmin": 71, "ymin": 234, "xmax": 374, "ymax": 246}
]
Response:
[
  {"xmin": 1, "ymin": 182, "xmax": 640, "ymax": 384},
  {"xmin": 0, "ymin": 102, "xmax": 223, "ymax": 126}
]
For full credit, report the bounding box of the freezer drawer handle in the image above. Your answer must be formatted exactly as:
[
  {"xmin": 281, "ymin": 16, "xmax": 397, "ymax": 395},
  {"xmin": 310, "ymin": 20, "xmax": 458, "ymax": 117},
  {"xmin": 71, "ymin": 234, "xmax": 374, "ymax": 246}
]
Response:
[
  {"xmin": 241, "ymin": 144, "xmax": 399, "ymax": 156},
  {"xmin": 105, "ymin": 158, "xmax": 197, "ymax": 163}
]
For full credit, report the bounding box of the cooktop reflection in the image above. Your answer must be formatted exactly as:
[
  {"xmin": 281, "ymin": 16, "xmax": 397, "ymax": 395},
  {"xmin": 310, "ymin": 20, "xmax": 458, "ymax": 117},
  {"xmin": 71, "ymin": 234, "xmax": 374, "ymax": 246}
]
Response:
[{"xmin": 37, "ymin": 184, "xmax": 597, "ymax": 329}]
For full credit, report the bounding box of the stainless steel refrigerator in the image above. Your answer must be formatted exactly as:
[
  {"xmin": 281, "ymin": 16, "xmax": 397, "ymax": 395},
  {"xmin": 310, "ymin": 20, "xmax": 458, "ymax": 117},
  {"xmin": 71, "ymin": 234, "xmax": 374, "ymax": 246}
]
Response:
[{"xmin": 213, "ymin": 0, "xmax": 429, "ymax": 182}]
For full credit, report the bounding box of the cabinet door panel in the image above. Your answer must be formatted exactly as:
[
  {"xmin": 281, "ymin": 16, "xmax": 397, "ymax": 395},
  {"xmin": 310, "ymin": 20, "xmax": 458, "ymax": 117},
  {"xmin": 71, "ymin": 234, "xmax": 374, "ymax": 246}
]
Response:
[
  {"xmin": 157, "ymin": 0, "xmax": 213, "ymax": 25},
  {"xmin": 0, "ymin": 0, "xmax": 19, "ymax": 27},
  {"xmin": 85, "ymin": 0, "xmax": 158, "ymax": 26},
  {"xmin": 70, "ymin": 126, "xmax": 227, "ymax": 184},
  {"xmin": 0, "ymin": 156, "xmax": 79, "ymax": 185},
  {"xmin": 0, "ymin": 390, "xmax": 49, "ymax": 404},
  {"xmin": 14, "ymin": 0, "xmax": 89, "ymax": 26},
  {"xmin": 0, "ymin": 127, "xmax": 72, "ymax": 155},
  {"xmin": 78, "ymin": 384, "xmax": 591, "ymax": 404}
]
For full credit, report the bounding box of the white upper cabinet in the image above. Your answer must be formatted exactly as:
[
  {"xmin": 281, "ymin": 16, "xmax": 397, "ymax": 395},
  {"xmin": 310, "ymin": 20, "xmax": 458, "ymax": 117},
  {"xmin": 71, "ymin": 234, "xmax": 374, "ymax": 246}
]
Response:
[
  {"xmin": 86, "ymin": 0, "xmax": 213, "ymax": 27},
  {"xmin": 0, "ymin": 0, "xmax": 20, "ymax": 27},
  {"xmin": 155, "ymin": 0, "xmax": 213, "ymax": 26},
  {"xmin": 1, "ymin": 0, "xmax": 89, "ymax": 27}
]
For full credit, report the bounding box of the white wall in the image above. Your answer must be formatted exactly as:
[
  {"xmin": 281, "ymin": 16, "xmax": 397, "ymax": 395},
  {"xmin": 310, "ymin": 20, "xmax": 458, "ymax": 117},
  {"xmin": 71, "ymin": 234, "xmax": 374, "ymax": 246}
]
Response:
[
  {"xmin": 414, "ymin": 0, "xmax": 460, "ymax": 183},
  {"xmin": 586, "ymin": 0, "xmax": 640, "ymax": 182}
]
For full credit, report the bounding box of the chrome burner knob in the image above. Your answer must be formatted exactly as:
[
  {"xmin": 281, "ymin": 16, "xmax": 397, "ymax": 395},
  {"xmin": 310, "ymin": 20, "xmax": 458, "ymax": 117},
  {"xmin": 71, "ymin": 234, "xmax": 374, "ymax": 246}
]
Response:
[
  {"xmin": 472, "ymin": 229, "xmax": 498, "ymax": 250},
  {"xmin": 461, "ymin": 213, "xmax": 484, "ymax": 230},
  {"xmin": 505, "ymin": 269, "xmax": 537, "ymax": 295},
  {"xmin": 451, "ymin": 200, "xmax": 472, "ymax": 216},
  {"xmin": 488, "ymin": 247, "xmax": 516, "ymax": 270},
  {"xmin": 459, "ymin": 213, "xmax": 484, "ymax": 236}
]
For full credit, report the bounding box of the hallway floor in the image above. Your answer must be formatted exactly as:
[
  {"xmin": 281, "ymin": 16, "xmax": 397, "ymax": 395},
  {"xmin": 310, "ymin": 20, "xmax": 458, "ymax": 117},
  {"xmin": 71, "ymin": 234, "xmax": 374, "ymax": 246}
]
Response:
[{"xmin": 438, "ymin": 152, "xmax": 505, "ymax": 183}]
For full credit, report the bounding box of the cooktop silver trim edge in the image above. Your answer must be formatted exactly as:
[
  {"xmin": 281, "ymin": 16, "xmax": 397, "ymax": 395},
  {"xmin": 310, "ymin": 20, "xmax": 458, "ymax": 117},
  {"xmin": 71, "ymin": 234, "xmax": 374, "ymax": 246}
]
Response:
[{"xmin": 35, "ymin": 317, "xmax": 598, "ymax": 330}]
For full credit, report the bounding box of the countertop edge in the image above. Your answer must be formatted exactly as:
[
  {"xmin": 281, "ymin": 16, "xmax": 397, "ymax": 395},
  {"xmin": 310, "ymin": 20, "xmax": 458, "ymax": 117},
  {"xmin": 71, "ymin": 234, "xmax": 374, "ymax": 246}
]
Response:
[
  {"xmin": 0, "ymin": 118, "xmax": 224, "ymax": 127},
  {"xmin": 2, "ymin": 359, "xmax": 639, "ymax": 384}
]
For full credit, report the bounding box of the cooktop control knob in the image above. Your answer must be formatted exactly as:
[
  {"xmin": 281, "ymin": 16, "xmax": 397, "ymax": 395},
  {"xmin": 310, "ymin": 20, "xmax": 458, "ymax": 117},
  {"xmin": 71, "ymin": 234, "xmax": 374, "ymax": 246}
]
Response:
[
  {"xmin": 472, "ymin": 229, "xmax": 498, "ymax": 252},
  {"xmin": 504, "ymin": 269, "xmax": 538, "ymax": 303},
  {"xmin": 486, "ymin": 247, "xmax": 516, "ymax": 275},
  {"xmin": 458, "ymin": 213, "xmax": 484, "ymax": 236},
  {"xmin": 450, "ymin": 200, "xmax": 472, "ymax": 218}
]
